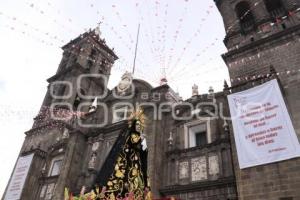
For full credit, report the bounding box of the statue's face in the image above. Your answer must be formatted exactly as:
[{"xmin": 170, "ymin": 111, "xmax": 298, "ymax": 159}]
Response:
[{"xmin": 135, "ymin": 120, "xmax": 142, "ymax": 133}]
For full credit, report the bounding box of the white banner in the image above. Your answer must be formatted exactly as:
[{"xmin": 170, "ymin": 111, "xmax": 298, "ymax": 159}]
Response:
[
  {"xmin": 4, "ymin": 153, "xmax": 34, "ymax": 200},
  {"xmin": 228, "ymin": 79, "xmax": 300, "ymax": 169}
]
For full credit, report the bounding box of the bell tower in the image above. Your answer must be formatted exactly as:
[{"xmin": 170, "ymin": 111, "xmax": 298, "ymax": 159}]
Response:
[
  {"xmin": 2, "ymin": 27, "xmax": 118, "ymax": 200},
  {"xmin": 216, "ymin": 0, "xmax": 300, "ymax": 199},
  {"xmin": 34, "ymin": 27, "xmax": 118, "ymax": 127},
  {"xmin": 215, "ymin": 0, "xmax": 300, "ymax": 85}
]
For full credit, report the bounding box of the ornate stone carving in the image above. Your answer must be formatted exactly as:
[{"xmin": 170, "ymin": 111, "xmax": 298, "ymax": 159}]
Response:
[
  {"xmin": 40, "ymin": 185, "xmax": 47, "ymax": 198},
  {"xmin": 179, "ymin": 161, "xmax": 189, "ymax": 179},
  {"xmin": 167, "ymin": 131, "xmax": 173, "ymax": 146},
  {"xmin": 208, "ymin": 86, "xmax": 214, "ymax": 94},
  {"xmin": 191, "ymin": 157, "xmax": 207, "ymax": 181},
  {"xmin": 92, "ymin": 142, "xmax": 100, "ymax": 152},
  {"xmin": 192, "ymin": 84, "xmax": 199, "ymax": 96},
  {"xmin": 208, "ymin": 155, "xmax": 219, "ymax": 176},
  {"xmin": 44, "ymin": 183, "xmax": 55, "ymax": 200},
  {"xmin": 116, "ymin": 71, "xmax": 133, "ymax": 95},
  {"xmin": 141, "ymin": 92, "xmax": 149, "ymax": 100},
  {"xmin": 88, "ymin": 152, "xmax": 97, "ymax": 170}
]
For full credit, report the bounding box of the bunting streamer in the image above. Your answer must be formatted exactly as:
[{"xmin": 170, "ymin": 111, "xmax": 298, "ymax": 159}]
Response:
[
  {"xmin": 26, "ymin": 2, "xmax": 77, "ymax": 34},
  {"xmin": 167, "ymin": 4, "xmax": 215, "ymax": 76},
  {"xmin": 165, "ymin": 2, "xmax": 189, "ymax": 71},
  {"xmin": 2, "ymin": 0, "xmax": 300, "ymax": 90}
]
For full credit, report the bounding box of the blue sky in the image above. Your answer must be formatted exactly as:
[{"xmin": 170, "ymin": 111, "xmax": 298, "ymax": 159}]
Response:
[{"xmin": 0, "ymin": 0, "xmax": 228, "ymax": 196}]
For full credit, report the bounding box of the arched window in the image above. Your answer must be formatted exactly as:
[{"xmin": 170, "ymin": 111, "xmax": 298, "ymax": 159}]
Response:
[
  {"xmin": 264, "ymin": 0, "xmax": 285, "ymax": 18},
  {"xmin": 236, "ymin": 1, "xmax": 255, "ymax": 33}
]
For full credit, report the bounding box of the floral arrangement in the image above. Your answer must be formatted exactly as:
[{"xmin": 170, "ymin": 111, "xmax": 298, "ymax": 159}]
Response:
[{"xmin": 64, "ymin": 187, "xmax": 155, "ymax": 200}]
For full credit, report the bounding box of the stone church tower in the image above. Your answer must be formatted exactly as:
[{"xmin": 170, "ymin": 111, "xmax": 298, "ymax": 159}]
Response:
[
  {"xmin": 216, "ymin": 0, "xmax": 300, "ymax": 199},
  {"xmin": 2, "ymin": 29, "xmax": 118, "ymax": 200}
]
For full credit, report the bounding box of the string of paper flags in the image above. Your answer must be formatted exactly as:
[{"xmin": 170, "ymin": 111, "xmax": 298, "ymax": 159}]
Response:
[
  {"xmin": 168, "ymin": 4, "xmax": 215, "ymax": 75},
  {"xmin": 3, "ymin": 0, "xmax": 300, "ymax": 87},
  {"xmin": 0, "ymin": 0, "xmax": 233, "ymax": 79},
  {"xmin": 26, "ymin": 2, "xmax": 77, "ymax": 34}
]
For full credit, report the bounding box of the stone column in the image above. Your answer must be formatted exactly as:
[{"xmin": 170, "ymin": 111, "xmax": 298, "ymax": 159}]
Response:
[
  {"xmin": 174, "ymin": 159, "xmax": 179, "ymax": 184},
  {"xmin": 95, "ymin": 133, "xmax": 104, "ymax": 168},
  {"xmin": 218, "ymin": 151, "xmax": 223, "ymax": 177},
  {"xmin": 85, "ymin": 137, "xmax": 93, "ymax": 169},
  {"xmin": 167, "ymin": 160, "xmax": 172, "ymax": 186}
]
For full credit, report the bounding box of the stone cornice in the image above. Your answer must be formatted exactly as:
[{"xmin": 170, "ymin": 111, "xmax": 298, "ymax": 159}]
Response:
[
  {"xmin": 25, "ymin": 120, "xmax": 66, "ymax": 136},
  {"xmin": 166, "ymin": 138, "xmax": 230, "ymax": 156},
  {"xmin": 160, "ymin": 176, "xmax": 236, "ymax": 195},
  {"xmin": 62, "ymin": 31, "xmax": 118, "ymax": 60},
  {"xmin": 21, "ymin": 148, "xmax": 47, "ymax": 158},
  {"xmin": 223, "ymin": 23, "xmax": 300, "ymax": 60}
]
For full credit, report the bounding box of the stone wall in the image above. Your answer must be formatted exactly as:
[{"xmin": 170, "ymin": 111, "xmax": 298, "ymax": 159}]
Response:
[{"xmin": 223, "ymin": 37, "xmax": 300, "ymax": 199}]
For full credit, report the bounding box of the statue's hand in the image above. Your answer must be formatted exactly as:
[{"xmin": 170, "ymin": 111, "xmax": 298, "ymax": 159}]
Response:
[{"xmin": 141, "ymin": 138, "xmax": 147, "ymax": 151}]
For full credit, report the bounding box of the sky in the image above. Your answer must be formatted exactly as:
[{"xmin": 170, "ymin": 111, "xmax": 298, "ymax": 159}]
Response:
[{"xmin": 0, "ymin": 0, "xmax": 228, "ymax": 196}]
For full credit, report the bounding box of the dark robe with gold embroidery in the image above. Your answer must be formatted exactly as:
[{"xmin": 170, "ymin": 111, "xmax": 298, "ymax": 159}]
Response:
[{"xmin": 94, "ymin": 119, "xmax": 149, "ymax": 199}]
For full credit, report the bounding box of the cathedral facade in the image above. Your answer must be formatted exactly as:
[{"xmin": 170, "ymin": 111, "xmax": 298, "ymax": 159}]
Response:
[{"xmin": 3, "ymin": 0, "xmax": 300, "ymax": 200}]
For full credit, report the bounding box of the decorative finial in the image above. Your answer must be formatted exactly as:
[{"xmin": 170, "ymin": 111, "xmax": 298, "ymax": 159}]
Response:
[
  {"xmin": 167, "ymin": 131, "xmax": 174, "ymax": 145},
  {"xmin": 223, "ymin": 120, "xmax": 229, "ymax": 131},
  {"xmin": 192, "ymin": 84, "xmax": 199, "ymax": 96},
  {"xmin": 95, "ymin": 21, "xmax": 102, "ymax": 37},
  {"xmin": 208, "ymin": 86, "xmax": 215, "ymax": 100},
  {"xmin": 160, "ymin": 67, "xmax": 168, "ymax": 86},
  {"xmin": 208, "ymin": 86, "xmax": 214, "ymax": 94},
  {"xmin": 41, "ymin": 164, "xmax": 46, "ymax": 175}
]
